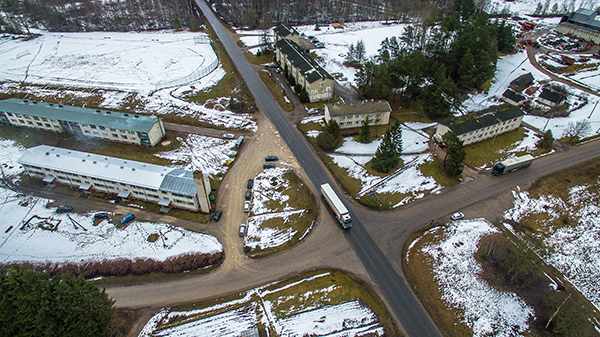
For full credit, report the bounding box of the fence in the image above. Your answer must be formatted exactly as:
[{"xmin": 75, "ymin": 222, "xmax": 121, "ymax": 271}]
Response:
[{"xmin": 153, "ymin": 35, "xmax": 219, "ymax": 92}]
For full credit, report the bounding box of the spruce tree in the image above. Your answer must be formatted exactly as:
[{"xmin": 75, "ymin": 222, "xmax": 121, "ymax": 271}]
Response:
[
  {"xmin": 372, "ymin": 126, "xmax": 401, "ymax": 173},
  {"xmin": 359, "ymin": 116, "xmax": 371, "ymax": 143},
  {"xmin": 442, "ymin": 131, "xmax": 466, "ymax": 177}
]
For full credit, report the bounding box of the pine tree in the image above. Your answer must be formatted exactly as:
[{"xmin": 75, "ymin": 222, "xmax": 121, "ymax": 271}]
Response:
[
  {"xmin": 346, "ymin": 43, "xmax": 356, "ymax": 63},
  {"xmin": 391, "ymin": 120, "xmax": 403, "ymax": 154},
  {"xmin": 442, "ymin": 131, "xmax": 466, "ymax": 177},
  {"xmin": 372, "ymin": 125, "xmax": 401, "ymax": 173},
  {"xmin": 0, "ymin": 265, "xmax": 115, "ymax": 337},
  {"xmin": 359, "ymin": 116, "xmax": 372, "ymax": 143},
  {"xmin": 355, "ymin": 40, "xmax": 366, "ymax": 65}
]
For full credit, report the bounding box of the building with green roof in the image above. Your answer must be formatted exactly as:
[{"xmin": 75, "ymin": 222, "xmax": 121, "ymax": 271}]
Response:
[{"xmin": 0, "ymin": 98, "xmax": 165, "ymax": 147}]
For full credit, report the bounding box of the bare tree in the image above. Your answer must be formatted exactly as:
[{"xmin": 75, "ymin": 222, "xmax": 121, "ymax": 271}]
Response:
[{"xmin": 563, "ymin": 119, "xmax": 591, "ymax": 143}]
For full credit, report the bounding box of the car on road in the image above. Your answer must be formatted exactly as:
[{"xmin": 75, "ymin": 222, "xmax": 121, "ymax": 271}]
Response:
[
  {"xmin": 93, "ymin": 212, "xmax": 109, "ymax": 220},
  {"xmin": 247, "ymin": 179, "xmax": 254, "ymax": 189},
  {"xmin": 239, "ymin": 223, "xmax": 247, "ymax": 237},
  {"xmin": 450, "ymin": 212, "xmax": 464, "ymax": 221},
  {"xmin": 265, "ymin": 156, "xmax": 278, "ymax": 161},
  {"xmin": 245, "ymin": 190, "xmax": 252, "ymax": 201},
  {"xmin": 56, "ymin": 206, "xmax": 73, "ymax": 214},
  {"xmin": 263, "ymin": 163, "xmax": 276, "ymax": 169},
  {"xmin": 213, "ymin": 210, "xmax": 223, "ymax": 222},
  {"xmin": 120, "ymin": 213, "xmax": 135, "ymax": 224},
  {"xmin": 244, "ymin": 201, "xmax": 251, "ymax": 212},
  {"xmin": 223, "ymin": 133, "xmax": 235, "ymax": 139}
]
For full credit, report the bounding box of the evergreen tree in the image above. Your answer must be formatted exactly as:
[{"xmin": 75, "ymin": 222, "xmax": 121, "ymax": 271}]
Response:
[
  {"xmin": 317, "ymin": 119, "xmax": 341, "ymax": 151},
  {"xmin": 299, "ymin": 87, "xmax": 309, "ymax": 103},
  {"xmin": 0, "ymin": 265, "xmax": 115, "ymax": 337},
  {"xmin": 325, "ymin": 119, "xmax": 341, "ymax": 139},
  {"xmin": 372, "ymin": 126, "xmax": 401, "ymax": 173},
  {"xmin": 355, "ymin": 39, "xmax": 366, "ymax": 65},
  {"xmin": 346, "ymin": 43, "xmax": 356, "ymax": 63},
  {"xmin": 359, "ymin": 116, "xmax": 372, "ymax": 143},
  {"xmin": 537, "ymin": 130, "xmax": 554, "ymax": 149},
  {"xmin": 442, "ymin": 131, "xmax": 466, "ymax": 177},
  {"xmin": 391, "ymin": 120, "xmax": 403, "ymax": 154},
  {"xmin": 173, "ymin": 17, "xmax": 182, "ymax": 29}
]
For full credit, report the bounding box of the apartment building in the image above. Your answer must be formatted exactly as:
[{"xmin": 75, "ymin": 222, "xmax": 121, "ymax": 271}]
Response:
[
  {"xmin": 0, "ymin": 98, "xmax": 165, "ymax": 147},
  {"xmin": 324, "ymin": 100, "xmax": 391, "ymax": 129},
  {"xmin": 19, "ymin": 145, "xmax": 212, "ymax": 213}
]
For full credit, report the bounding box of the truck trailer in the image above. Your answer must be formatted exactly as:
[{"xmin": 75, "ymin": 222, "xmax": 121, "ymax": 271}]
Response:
[
  {"xmin": 320, "ymin": 183, "xmax": 352, "ymax": 229},
  {"xmin": 492, "ymin": 155, "xmax": 534, "ymax": 176}
]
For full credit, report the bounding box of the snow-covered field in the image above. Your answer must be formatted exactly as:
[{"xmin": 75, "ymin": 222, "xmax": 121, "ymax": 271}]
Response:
[
  {"xmin": 138, "ymin": 272, "xmax": 384, "ymax": 337},
  {"xmin": 245, "ymin": 166, "xmax": 314, "ymax": 251},
  {"xmin": 483, "ymin": 0, "xmax": 596, "ymax": 16},
  {"xmin": 155, "ymin": 134, "xmax": 236, "ymax": 176},
  {"xmin": 409, "ymin": 219, "xmax": 534, "ymax": 336},
  {"xmin": 323, "ymin": 122, "xmax": 441, "ymax": 206},
  {"xmin": 504, "ymin": 186, "xmax": 600, "ymax": 310},
  {"xmin": 0, "ymin": 138, "xmax": 223, "ymax": 264},
  {"xmin": 0, "ymin": 31, "xmax": 257, "ymax": 131}
]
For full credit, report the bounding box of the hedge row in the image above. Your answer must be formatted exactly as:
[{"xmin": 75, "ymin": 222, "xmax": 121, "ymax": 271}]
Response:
[{"xmin": 0, "ymin": 252, "xmax": 223, "ymax": 278}]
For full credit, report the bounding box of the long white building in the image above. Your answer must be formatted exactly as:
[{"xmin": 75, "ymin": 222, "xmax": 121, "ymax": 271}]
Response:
[
  {"xmin": 0, "ymin": 98, "xmax": 165, "ymax": 147},
  {"xmin": 19, "ymin": 145, "xmax": 211, "ymax": 213}
]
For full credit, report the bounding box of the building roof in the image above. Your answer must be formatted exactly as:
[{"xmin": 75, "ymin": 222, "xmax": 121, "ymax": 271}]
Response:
[
  {"xmin": 19, "ymin": 145, "xmax": 203, "ymax": 197},
  {"xmin": 0, "ymin": 98, "xmax": 159, "ymax": 133},
  {"xmin": 510, "ymin": 73, "xmax": 534, "ymax": 89},
  {"xmin": 326, "ymin": 100, "xmax": 392, "ymax": 117},
  {"xmin": 538, "ymin": 89, "xmax": 567, "ymax": 104},
  {"xmin": 568, "ymin": 8, "xmax": 600, "ymax": 30},
  {"xmin": 275, "ymin": 39, "xmax": 333, "ymax": 83},
  {"xmin": 502, "ymin": 89, "xmax": 526, "ymax": 103},
  {"xmin": 273, "ymin": 24, "xmax": 298, "ymax": 38},
  {"xmin": 442, "ymin": 105, "xmax": 525, "ymax": 136}
]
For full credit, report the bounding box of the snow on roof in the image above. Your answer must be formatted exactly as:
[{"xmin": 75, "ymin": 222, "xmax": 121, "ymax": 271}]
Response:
[
  {"xmin": 0, "ymin": 98, "xmax": 159, "ymax": 133},
  {"xmin": 19, "ymin": 145, "xmax": 201, "ymax": 196}
]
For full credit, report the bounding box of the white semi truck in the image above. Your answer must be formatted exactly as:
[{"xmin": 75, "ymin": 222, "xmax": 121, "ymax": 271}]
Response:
[
  {"xmin": 320, "ymin": 183, "xmax": 352, "ymax": 229},
  {"xmin": 492, "ymin": 154, "xmax": 534, "ymax": 176}
]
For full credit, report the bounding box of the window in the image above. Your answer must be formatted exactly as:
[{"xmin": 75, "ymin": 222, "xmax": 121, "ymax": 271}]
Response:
[
  {"xmin": 355, "ymin": 115, "xmax": 359, "ymax": 118},
  {"xmin": 355, "ymin": 121, "xmax": 360, "ymax": 124},
  {"xmin": 90, "ymin": 125, "xmax": 97, "ymax": 129},
  {"xmin": 112, "ymin": 133, "xmax": 118, "ymax": 138},
  {"xmin": 110, "ymin": 128, "xmax": 116, "ymax": 132},
  {"xmin": 17, "ymin": 120, "xmax": 24, "ymax": 124},
  {"xmin": 45, "ymin": 124, "xmax": 50, "ymax": 127},
  {"xmin": 5, "ymin": 113, "xmax": 12, "ymax": 116},
  {"xmin": 339, "ymin": 116, "xmax": 345, "ymax": 121},
  {"xmin": 121, "ymin": 135, "xmax": 128, "ymax": 139},
  {"xmin": 101, "ymin": 132, "xmax": 108, "ymax": 137},
  {"xmin": 93, "ymin": 131, "xmax": 99, "ymax": 135},
  {"xmin": 99, "ymin": 126, "xmax": 105, "ymax": 130},
  {"xmin": 84, "ymin": 130, "xmax": 90, "ymax": 134},
  {"xmin": 347, "ymin": 115, "xmax": 353, "ymax": 119},
  {"xmin": 33, "ymin": 116, "xmax": 40, "ymax": 121},
  {"xmin": 36, "ymin": 122, "xmax": 42, "ymax": 126},
  {"xmin": 27, "ymin": 121, "xmax": 33, "ymax": 125},
  {"xmin": 347, "ymin": 122, "xmax": 352, "ymax": 125},
  {"xmin": 42, "ymin": 118, "xmax": 47, "ymax": 121}
]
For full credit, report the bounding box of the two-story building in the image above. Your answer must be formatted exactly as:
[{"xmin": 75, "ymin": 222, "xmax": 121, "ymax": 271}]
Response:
[
  {"xmin": 19, "ymin": 145, "xmax": 212, "ymax": 213},
  {"xmin": 0, "ymin": 98, "xmax": 165, "ymax": 147},
  {"xmin": 273, "ymin": 24, "xmax": 300, "ymax": 44},
  {"xmin": 435, "ymin": 105, "xmax": 525, "ymax": 146},
  {"xmin": 274, "ymin": 34, "xmax": 334, "ymax": 103},
  {"xmin": 324, "ymin": 100, "xmax": 391, "ymax": 129}
]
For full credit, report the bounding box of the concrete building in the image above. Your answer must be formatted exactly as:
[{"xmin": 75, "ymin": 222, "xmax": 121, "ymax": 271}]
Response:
[
  {"xmin": 324, "ymin": 100, "xmax": 391, "ymax": 129},
  {"xmin": 435, "ymin": 105, "xmax": 525, "ymax": 145},
  {"xmin": 556, "ymin": 8, "xmax": 600, "ymax": 44},
  {"xmin": 273, "ymin": 24, "xmax": 300, "ymax": 44},
  {"xmin": 274, "ymin": 38, "xmax": 334, "ymax": 103},
  {"xmin": 19, "ymin": 145, "xmax": 212, "ymax": 213},
  {"xmin": 502, "ymin": 89, "xmax": 527, "ymax": 106},
  {"xmin": 537, "ymin": 89, "xmax": 567, "ymax": 107},
  {"xmin": 0, "ymin": 98, "xmax": 165, "ymax": 147}
]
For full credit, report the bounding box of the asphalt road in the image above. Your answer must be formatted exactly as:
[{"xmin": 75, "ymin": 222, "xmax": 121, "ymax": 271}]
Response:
[{"xmin": 195, "ymin": 0, "xmax": 442, "ymax": 336}]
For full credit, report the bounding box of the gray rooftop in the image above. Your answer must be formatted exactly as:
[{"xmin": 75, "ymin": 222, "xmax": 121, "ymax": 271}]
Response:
[
  {"xmin": 443, "ymin": 105, "xmax": 525, "ymax": 136},
  {"xmin": 326, "ymin": 100, "xmax": 392, "ymax": 117},
  {"xmin": 565, "ymin": 8, "xmax": 600, "ymax": 30},
  {"xmin": 275, "ymin": 39, "xmax": 332, "ymax": 83},
  {"xmin": 19, "ymin": 145, "xmax": 203, "ymax": 197},
  {"xmin": 0, "ymin": 98, "xmax": 159, "ymax": 133},
  {"xmin": 274, "ymin": 24, "xmax": 297, "ymax": 38}
]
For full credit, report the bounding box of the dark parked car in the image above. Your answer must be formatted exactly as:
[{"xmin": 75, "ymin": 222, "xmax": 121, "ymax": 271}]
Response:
[
  {"xmin": 263, "ymin": 163, "xmax": 276, "ymax": 169},
  {"xmin": 247, "ymin": 179, "xmax": 254, "ymax": 189},
  {"xmin": 93, "ymin": 212, "xmax": 109, "ymax": 220},
  {"xmin": 213, "ymin": 210, "xmax": 223, "ymax": 222},
  {"xmin": 56, "ymin": 206, "xmax": 73, "ymax": 214},
  {"xmin": 245, "ymin": 190, "xmax": 252, "ymax": 201},
  {"xmin": 265, "ymin": 156, "xmax": 278, "ymax": 161},
  {"xmin": 120, "ymin": 214, "xmax": 135, "ymax": 224}
]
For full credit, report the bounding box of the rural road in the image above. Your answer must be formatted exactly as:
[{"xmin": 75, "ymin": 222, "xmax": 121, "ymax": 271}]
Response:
[{"xmin": 104, "ymin": 5, "xmax": 600, "ymax": 337}]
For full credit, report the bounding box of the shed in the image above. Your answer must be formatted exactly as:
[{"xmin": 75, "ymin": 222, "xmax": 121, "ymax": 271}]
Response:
[
  {"xmin": 537, "ymin": 89, "xmax": 566, "ymax": 107},
  {"xmin": 509, "ymin": 73, "xmax": 534, "ymax": 91},
  {"xmin": 502, "ymin": 89, "xmax": 527, "ymax": 106}
]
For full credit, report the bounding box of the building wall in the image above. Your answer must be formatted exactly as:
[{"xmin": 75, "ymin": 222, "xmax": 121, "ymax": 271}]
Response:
[
  {"xmin": 556, "ymin": 23, "xmax": 600, "ymax": 44},
  {"xmin": 501, "ymin": 96, "xmax": 524, "ymax": 106},
  {"xmin": 307, "ymin": 79, "xmax": 333, "ymax": 103},
  {"xmin": 324, "ymin": 106, "xmax": 390, "ymax": 129},
  {"xmin": 537, "ymin": 97, "xmax": 563, "ymax": 107},
  {"xmin": 0, "ymin": 107, "xmax": 165, "ymax": 147},
  {"xmin": 456, "ymin": 116, "xmax": 523, "ymax": 145},
  {"xmin": 22, "ymin": 164, "xmax": 201, "ymax": 212}
]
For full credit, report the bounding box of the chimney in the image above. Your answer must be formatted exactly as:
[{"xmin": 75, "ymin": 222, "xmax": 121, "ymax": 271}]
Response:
[{"xmin": 193, "ymin": 170, "xmax": 211, "ymax": 213}]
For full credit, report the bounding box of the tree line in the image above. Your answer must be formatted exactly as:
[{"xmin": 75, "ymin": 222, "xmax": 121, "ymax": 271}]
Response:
[
  {"xmin": 0, "ymin": 0, "xmax": 198, "ymax": 33},
  {"xmin": 356, "ymin": 0, "xmax": 515, "ymax": 119}
]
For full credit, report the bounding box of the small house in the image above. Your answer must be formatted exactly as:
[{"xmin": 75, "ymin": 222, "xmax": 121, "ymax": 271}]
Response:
[
  {"xmin": 502, "ymin": 89, "xmax": 527, "ymax": 106},
  {"xmin": 509, "ymin": 73, "xmax": 534, "ymax": 91},
  {"xmin": 537, "ymin": 89, "xmax": 567, "ymax": 107}
]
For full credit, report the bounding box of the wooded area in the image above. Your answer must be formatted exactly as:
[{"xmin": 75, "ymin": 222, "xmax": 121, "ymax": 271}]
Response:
[{"xmin": 0, "ymin": 0, "xmax": 197, "ymax": 32}]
